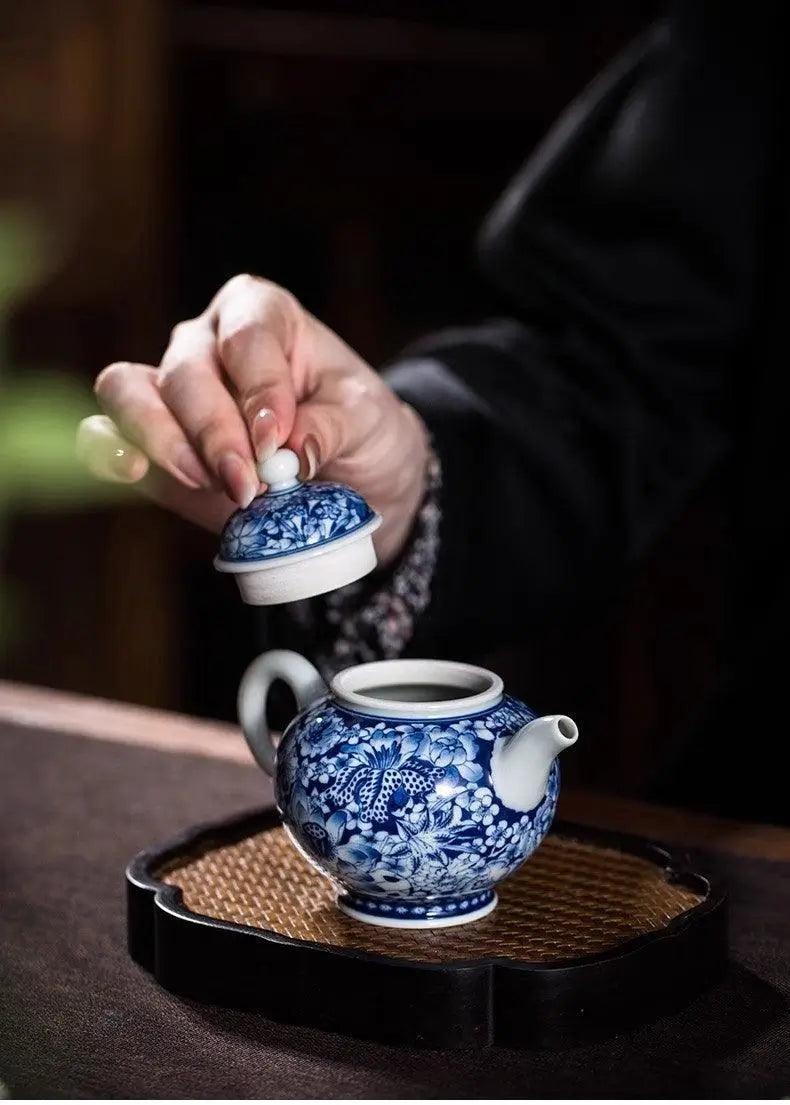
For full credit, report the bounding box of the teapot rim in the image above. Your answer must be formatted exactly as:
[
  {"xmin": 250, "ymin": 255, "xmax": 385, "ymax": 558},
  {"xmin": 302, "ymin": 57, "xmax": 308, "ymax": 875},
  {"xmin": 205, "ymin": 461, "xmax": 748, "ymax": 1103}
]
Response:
[{"xmin": 330, "ymin": 658, "xmax": 504, "ymax": 720}]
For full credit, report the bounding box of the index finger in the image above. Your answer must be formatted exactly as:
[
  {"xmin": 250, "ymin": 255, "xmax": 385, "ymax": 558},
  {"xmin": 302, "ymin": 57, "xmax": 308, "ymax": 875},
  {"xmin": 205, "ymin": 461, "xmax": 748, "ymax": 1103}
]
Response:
[{"xmin": 211, "ymin": 275, "xmax": 299, "ymax": 467}]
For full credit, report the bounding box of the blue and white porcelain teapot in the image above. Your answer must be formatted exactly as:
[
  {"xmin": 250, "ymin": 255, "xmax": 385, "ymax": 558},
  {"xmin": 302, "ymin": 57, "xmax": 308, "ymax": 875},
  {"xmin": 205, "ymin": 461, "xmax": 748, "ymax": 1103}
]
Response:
[{"xmin": 239, "ymin": 651, "xmax": 579, "ymax": 929}]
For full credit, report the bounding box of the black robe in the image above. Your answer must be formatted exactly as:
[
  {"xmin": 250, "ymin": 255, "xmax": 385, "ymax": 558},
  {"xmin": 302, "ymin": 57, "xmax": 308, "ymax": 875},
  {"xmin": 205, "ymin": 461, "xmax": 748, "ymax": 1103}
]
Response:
[
  {"xmin": 278, "ymin": 1, "xmax": 784, "ymax": 822},
  {"xmin": 379, "ymin": 2, "xmax": 784, "ymax": 822}
]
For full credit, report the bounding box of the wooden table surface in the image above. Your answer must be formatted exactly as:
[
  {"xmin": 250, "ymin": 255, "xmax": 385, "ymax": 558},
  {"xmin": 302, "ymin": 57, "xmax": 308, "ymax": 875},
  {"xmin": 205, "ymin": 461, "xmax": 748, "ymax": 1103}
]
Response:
[{"xmin": 2, "ymin": 678, "xmax": 788, "ymax": 861}]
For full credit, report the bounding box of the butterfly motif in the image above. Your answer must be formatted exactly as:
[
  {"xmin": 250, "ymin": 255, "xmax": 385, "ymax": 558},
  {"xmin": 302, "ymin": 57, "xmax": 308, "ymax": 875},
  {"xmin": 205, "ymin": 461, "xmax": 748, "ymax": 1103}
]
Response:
[{"xmin": 328, "ymin": 760, "xmax": 444, "ymax": 822}]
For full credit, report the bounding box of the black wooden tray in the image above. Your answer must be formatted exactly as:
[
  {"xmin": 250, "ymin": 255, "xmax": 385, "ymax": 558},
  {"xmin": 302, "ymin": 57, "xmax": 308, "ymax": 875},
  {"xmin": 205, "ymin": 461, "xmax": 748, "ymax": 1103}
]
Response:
[{"xmin": 126, "ymin": 808, "xmax": 727, "ymax": 1048}]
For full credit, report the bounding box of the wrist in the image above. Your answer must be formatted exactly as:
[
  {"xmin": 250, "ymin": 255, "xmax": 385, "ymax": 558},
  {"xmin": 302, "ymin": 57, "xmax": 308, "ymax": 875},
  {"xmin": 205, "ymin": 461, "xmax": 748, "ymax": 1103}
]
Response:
[{"xmin": 317, "ymin": 445, "xmax": 442, "ymax": 675}]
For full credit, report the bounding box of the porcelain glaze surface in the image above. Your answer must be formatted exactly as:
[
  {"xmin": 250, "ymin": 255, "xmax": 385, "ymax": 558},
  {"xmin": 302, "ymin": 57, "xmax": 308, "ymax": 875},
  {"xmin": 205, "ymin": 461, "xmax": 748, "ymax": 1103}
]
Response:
[
  {"xmin": 238, "ymin": 651, "xmax": 577, "ymax": 927},
  {"xmin": 218, "ymin": 481, "xmax": 375, "ymax": 564},
  {"xmin": 275, "ymin": 695, "xmax": 561, "ymax": 918}
]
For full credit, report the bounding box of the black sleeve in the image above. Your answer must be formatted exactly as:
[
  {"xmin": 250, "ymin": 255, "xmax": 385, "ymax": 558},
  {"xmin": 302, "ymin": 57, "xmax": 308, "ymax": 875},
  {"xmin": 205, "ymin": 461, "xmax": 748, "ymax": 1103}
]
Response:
[{"xmin": 383, "ymin": 2, "xmax": 771, "ymax": 658}]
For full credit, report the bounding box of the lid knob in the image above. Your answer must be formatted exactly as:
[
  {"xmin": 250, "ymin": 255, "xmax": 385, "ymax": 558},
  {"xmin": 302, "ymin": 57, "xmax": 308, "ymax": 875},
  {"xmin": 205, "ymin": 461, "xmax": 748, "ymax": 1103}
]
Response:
[{"xmin": 257, "ymin": 447, "xmax": 300, "ymax": 491}]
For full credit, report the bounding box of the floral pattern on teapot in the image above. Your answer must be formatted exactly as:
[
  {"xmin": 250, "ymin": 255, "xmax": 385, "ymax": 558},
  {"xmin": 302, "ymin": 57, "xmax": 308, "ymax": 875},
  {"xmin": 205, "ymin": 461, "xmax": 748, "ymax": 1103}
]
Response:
[{"xmin": 276, "ymin": 696, "xmax": 560, "ymax": 907}]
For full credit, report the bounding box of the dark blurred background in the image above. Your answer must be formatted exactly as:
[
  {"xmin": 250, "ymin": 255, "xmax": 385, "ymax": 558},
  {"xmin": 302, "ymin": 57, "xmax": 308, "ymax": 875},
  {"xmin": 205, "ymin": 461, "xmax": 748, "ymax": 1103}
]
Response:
[{"xmin": 1, "ymin": 0, "xmax": 729, "ymax": 800}]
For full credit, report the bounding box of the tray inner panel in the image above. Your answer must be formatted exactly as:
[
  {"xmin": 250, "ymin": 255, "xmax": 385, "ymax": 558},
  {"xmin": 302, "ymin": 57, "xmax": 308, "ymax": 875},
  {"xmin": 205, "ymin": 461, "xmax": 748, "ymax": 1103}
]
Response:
[{"xmin": 157, "ymin": 826, "xmax": 704, "ymax": 964}]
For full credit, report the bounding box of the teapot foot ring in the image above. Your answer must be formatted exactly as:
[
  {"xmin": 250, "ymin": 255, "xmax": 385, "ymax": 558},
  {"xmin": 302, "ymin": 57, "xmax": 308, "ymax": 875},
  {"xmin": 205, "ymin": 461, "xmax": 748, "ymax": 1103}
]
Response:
[{"xmin": 337, "ymin": 890, "xmax": 497, "ymax": 929}]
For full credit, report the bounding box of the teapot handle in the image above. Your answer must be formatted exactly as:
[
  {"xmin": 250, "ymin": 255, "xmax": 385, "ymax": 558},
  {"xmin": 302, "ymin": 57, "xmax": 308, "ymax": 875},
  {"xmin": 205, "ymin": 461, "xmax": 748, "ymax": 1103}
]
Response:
[{"xmin": 238, "ymin": 649, "xmax": 327, "ymax": 776}]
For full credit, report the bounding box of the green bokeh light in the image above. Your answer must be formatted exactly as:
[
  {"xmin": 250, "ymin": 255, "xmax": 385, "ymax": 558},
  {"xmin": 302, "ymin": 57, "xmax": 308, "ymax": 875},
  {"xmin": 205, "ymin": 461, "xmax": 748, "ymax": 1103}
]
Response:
[{"xmin": 1, "ymin": 206, "xmax": 123, "ymax": 652}]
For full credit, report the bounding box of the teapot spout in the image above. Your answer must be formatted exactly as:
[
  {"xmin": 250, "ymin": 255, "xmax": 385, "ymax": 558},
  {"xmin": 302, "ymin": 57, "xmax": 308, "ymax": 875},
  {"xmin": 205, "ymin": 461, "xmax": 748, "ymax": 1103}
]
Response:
[{"xmin": 490, "ymin": 714, "xmax": 578, "ymax": 813}]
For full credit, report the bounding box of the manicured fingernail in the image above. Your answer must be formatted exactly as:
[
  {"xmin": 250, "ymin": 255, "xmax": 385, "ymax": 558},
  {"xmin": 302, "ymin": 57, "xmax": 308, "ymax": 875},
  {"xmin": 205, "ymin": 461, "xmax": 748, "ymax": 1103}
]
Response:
[
  {"xmin": 109, "ymin": 446, "xmax": 147, "ymax": 483},
  {"xmin": 301, "ymin": 434, "xmax": 320, "ymax": 481},
  {"xmin": 218, "ymin": 451, "xmax": 258, "ymax": 507},
  {"xmin": 171, "ymin": 443, "xmax": 211, "ymax": 490},
  {"xmin": 251, "ymin": 408, "xmax": 279, "ymax": 463}
]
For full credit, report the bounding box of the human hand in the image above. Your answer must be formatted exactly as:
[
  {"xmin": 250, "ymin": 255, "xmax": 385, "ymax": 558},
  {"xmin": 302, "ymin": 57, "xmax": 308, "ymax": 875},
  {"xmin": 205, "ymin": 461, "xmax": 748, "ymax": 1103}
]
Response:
[{"xmin": 77, "ymin": 275, "xmax": 429, "ymax": 566}]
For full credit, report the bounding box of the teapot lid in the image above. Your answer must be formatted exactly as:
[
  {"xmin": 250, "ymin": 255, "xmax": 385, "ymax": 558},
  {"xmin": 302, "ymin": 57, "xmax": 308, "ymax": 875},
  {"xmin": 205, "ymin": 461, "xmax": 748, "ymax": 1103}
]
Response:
[{"xmin": 214, "ymin": 448, "xmax": 381, "ymax": 606}]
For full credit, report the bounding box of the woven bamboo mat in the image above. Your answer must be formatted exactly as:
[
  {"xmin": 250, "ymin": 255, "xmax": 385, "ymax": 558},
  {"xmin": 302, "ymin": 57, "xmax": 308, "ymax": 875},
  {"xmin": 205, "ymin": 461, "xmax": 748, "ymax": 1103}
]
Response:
[{"xmin": 158, "ymin": 825, "xmax": 703, "ymax": 965}]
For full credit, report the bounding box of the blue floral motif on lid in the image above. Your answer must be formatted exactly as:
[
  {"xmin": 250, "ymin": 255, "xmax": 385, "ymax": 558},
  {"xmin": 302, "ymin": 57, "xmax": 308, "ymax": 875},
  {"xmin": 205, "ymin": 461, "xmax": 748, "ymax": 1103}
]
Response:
[{"xmin": 218, "ymin": 481, "xmax": 375, "ymax": 563}]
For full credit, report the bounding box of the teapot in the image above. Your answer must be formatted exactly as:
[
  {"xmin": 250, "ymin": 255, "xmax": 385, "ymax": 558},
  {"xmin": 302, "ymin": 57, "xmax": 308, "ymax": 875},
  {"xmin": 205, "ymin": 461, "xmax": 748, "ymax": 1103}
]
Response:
[{"xmin": 239, "ymin": 650, "xmax": 578, "ymax": 928}]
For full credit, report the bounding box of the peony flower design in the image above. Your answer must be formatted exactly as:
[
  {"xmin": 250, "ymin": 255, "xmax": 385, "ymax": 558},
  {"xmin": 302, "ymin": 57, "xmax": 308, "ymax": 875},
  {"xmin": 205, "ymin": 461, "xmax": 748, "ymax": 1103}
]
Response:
[
  {"xmin": 418, "ymin": 724, "xmax": 482, "ymax": 783},
  {"xmin": 296, "ymin": 712, "xmax": 348, "ymax": 760}
]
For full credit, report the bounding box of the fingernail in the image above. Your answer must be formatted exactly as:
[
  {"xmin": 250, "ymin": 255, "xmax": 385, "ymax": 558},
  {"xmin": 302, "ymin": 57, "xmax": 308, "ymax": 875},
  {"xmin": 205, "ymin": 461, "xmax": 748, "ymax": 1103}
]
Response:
[
  {"xmin": 301, "ymin": 434, "xmax": 320, "ymax": 481},
  {"xmin": 218, "ymin": 451, "xmax": 258, "ymax": 507},
  {"xmin": 109, "ymin": 446, "xmax": 147, "ymax": 483},
  {"xmin": 171, "ymin": 443, "xmax": 211, "ymax": 490},
  {"xmin": 251, "ymin": 408, "xmax": 279, "ymax": 463}
]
